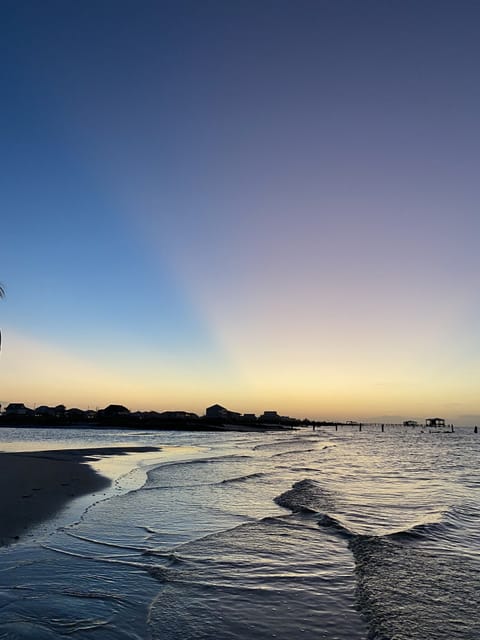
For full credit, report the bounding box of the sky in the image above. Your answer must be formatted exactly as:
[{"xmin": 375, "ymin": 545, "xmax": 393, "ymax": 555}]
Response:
[{"xmin": 1, "ymin": 0, "xmax": 480, "ymax": 423}]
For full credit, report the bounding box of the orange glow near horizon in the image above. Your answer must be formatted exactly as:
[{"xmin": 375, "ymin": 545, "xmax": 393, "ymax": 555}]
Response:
[{"xmin": 2, "ymin": 327, "xmax": 480, "ymax": 424}]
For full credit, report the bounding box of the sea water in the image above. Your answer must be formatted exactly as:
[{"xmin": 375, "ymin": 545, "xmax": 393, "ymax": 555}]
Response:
[{"xmin": 0, "ymin": 425, "xmax": 479, "ymax": 639}]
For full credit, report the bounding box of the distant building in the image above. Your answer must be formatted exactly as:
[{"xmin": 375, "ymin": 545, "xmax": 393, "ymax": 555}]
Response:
[
  {"xmin": 259, "ymin": 411, "xmax": 282, "ymax": 424},
  {"xmin": 66, "ymin": 408, "xmax": 85, "ymax": 417},
  {"xmin": 403, "ymin": 420, "xmax": 419, "ymax": 427},
  {"xmin": 98, "ymin": 404, "xmax": 130, "ymax": 418},
  {"xmin": 205, "ymin": 404, "xmax": 240, "ymax": 420},
  {"xmin": 54, "ymin": 404, "xmax": 66, "ymax": 417},
  {"xmin": 206, "ymin": 404, "xmax": 229, "ymax": 419},
  {"xmin": 4, "ymin": 403, "xmax": 31, "ymax": 415},
  {"xmin": 261, "ymin": 411, "xmax": 279, "ymax": 421},
  {"xmin": 243, "ymin": 413, "xmax": 257, "ymax": 420},
  {"xmin": 426, "ymin": 417, "xmax": 445, "ymax": 428}
]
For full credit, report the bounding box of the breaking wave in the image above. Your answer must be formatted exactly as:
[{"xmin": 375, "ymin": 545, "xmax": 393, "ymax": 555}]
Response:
[{"xmin": 274, "ymin": 478, "xmax": 336, "ymax": 513}]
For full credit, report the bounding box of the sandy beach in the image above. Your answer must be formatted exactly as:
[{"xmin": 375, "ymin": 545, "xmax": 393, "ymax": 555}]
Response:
[{"xmin": 0, "ymin": 445, "xmax": 160, "ymax": 545}]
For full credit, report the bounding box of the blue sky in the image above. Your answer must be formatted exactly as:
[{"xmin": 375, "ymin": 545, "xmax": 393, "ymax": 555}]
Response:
[{"xmin": 1, "ymin": 1, "xmax": 480, "ymax": 422}]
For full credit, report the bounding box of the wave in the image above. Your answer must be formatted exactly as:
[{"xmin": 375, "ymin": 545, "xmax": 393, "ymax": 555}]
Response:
[
  {"xmin": 386, "ymin": 518, "xmax": 450, "ymax": 541},
  {"xmin": 219, "ymin": 472, "xmax": 267, "ymax": 485},
  {"xmin": 145, "ymin": 508, "xmax": 366, "ymax": 640},
  {"xmin": 64, "ymin": 530, "xmax": 150, "ymax": 553},
  {"xmin": 61, "ymin": 589, "xmax": 125, "ymax": 602},
  {"xmin": 142, "ymin": 481, "xmax": 213, "ymax": 491},
  {"xmin": 274, "ymin": 479, "xmax": 336, "ymax": 514},
  {"xmin": 41, "ymin": 543, "xmax": 153, "ymax": 569},
  {"xmin": 346, "ymin": 500, "xmax": 480, "ymax": 640},
  {"xmin": 276, "ymin": 483, "xmax": 355, "ymax": 537},
  {"xmin": 146, "ymin": 454, "xmax": 253, "ymax": 474},
  {"xmin": 272, "ymin": 448, "xmax": 316, "ymax": 457},
  {"xmin": 348, "ymin": 531, "xmax": 480, "ymax": 640},
  {"xmin": 253, "ymin": 438, "xmax": 306, "ymax": 451},
  {"xmin": 317, "ymin": 514, "xmax": 353, "ymax": 538},
  {"xmin": 383, "ymin": 502, "xmax": 479, "ymax": 543},
  {"xmin": 273, "ymin": 482, "xmax": 469, "ymax": 547},
  {"xmin": 142, "ymin": 550, "xmax": 185, "ymax": 565},
  {"xmin": 144, "ymin": 454, "xmax": 256, "ymax": 490}
]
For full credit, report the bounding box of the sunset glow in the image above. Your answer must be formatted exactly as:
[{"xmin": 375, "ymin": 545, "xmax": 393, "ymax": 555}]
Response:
[{"xmin": 2, "ymin": 1, "xmax": 480, "ymax": 423}]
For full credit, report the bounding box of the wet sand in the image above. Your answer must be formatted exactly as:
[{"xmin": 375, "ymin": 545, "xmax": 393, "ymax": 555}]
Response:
[{"xmin": 0, "ymin": 446, "xmax": 160, "ymax": 545}]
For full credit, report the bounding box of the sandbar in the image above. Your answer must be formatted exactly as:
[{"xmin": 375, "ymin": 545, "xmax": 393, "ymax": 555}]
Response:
[{"xmin": 0, "ymin": 445, "xmax": 160, "ymax": 545}]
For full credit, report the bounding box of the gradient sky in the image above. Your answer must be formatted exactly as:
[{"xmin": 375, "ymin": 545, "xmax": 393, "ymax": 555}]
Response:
[{"xmin": 1, "ymin": 0, "xmax": 480, "ymax": 422}]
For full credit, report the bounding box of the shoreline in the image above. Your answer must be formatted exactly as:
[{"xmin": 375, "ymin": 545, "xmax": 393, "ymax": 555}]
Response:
[
  {"xmin": 0, "ymin": 445, "xmax": 160, "ymax": 546},
  {"xmin": 0, "ymin": 421, "xmax": 296, "ymax": 431}
]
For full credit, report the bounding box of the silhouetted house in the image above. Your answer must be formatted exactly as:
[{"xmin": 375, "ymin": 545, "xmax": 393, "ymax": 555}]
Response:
[
  {"xmin": 98, "ymin": 404, "xmax": 130, "ymax": 418},
  {"xmin": 205, "ymin": 404, "xmax": 241, "ymax": 420},
  {"xmin": 206, "ymin": 404, "xmax": 230, "ymax": 419},
  {"xmin": 5, "ymin": 403, "xmax": 32, "ymax": 416},
  {"xmin": 243, "ymin": 413, "xmax": 257, "ymax": 421},
  {"xmin": 426, "ymin": 417, "xmax": 445, "ymax": 428},
  {"xmin": 106, "ymin": 404, "xmax": 130, "ymax": 415},
  {"xmin": 66, "ymin": 408, "xmax": 86, "ymax": 421},
  {"xmin": 260, "ymin": 410, "xmax": 280, "ymax": 423},
  {"xmin": 54, "ymin": 404, "xmax": 66, "ymax": 418}
]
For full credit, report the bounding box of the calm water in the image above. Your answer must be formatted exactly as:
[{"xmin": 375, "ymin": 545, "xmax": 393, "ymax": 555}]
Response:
[{"xmin": 0, "ymin": 425, "xmax": 479, "ymax": 639}]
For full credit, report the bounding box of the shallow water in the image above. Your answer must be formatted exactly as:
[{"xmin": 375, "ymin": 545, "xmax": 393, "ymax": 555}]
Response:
[{"xmin": 0, "ymin": 425, "xmax": 479, "ymax": 639}]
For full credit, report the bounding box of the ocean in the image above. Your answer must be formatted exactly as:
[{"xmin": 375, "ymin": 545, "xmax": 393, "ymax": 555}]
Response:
[{"xmin": 0, "ymin": 424, "xmax": 479, "ymax": 639}]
